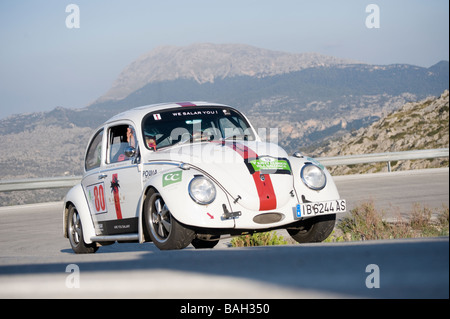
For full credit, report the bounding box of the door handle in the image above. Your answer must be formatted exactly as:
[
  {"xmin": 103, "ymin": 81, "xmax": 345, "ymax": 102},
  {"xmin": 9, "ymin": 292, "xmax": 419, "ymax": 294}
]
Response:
[{"xmin": 98, "ymin": 174, "xmax": 108, "ymax": 180}]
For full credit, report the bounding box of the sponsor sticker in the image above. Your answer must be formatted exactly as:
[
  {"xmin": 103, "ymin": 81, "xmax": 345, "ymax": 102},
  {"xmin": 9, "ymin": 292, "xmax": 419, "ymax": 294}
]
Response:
[
  {"xmin": 171, "ymin": 110, "xmax": 219, "ymax": 117},
  {"xmin": 142, "ymin": 169, "xmax": 158, "ymax": 181},
  {"xmin": 110, "ymin": 173, "xmax": 123, "ymax": 219},
  {"xmin": 249, "ymin": 157, "xmax": 291, "ymax": 174},
  {"xmin": 162, "ymin": 171, "xmax": 182, "ymax": 187}
]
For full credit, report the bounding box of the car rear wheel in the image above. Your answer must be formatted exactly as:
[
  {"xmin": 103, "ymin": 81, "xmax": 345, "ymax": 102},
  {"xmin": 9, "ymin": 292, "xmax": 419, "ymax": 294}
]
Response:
[
  {"xmin": 287, "ymin": 214, "xmax": 336, "ymax": 243},
  {"xmin": 143, "ymin": 189, "xmax": 195, "ymax": 250},
  {"xmin": 67, "ymin": 205, "xmax": 98, "ymax": 254}
]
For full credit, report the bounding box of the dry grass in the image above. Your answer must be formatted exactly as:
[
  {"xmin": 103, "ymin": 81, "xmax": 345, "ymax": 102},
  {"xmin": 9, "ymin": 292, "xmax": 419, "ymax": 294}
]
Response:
[
  {"xmin": 327, "ymin": 201, "xmax": 449, "ymax": 242},
  {"xmin": 229, "ymin": 201, "xmax": 449, "ymax": 246},
  {"xmin": 230, "ymin": 231, "xmax": 288, "ymax": 247}
]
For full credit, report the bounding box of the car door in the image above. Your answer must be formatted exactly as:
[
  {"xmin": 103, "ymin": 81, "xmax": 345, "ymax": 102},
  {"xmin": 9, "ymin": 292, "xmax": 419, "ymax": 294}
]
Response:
[
  {"xmin": 98, "ymin": 122, "xmax": 143, "ymax": 235},
  {"xmin": 81, "ymin": 128, "xmax": 109, "ymax": 235}
]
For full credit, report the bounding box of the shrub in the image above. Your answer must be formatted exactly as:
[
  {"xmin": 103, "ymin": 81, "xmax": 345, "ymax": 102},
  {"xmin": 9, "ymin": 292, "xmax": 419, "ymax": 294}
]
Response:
[
  {"xmin": 231, "ymin": 231, "xmax": 288, "ymax": 247},
  {"xmin": 334, "ymin": 201, "xmax": 449, "ymax": 241}
]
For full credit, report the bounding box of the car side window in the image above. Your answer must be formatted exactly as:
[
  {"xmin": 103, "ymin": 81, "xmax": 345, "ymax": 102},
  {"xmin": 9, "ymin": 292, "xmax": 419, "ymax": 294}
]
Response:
[
  {"xmin": 85, "ymin": 129, "xmax": 104, "ymax": 171},
  {"xmin": 108, "ymin": 124, "xmax": 138, "ymax": 163}
]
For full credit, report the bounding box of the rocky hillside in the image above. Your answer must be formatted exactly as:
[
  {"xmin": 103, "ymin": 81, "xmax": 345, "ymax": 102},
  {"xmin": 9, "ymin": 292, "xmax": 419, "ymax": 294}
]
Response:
[{"xmin": 310, "ymin": 90, "xmax": 449, "ymax": 175}]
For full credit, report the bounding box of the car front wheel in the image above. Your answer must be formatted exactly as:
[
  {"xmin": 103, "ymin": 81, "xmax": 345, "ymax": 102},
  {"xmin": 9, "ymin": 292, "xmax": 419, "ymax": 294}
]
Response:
[
  {"xmin": 143, "ymin": 189, "xmax": 195, "ymax": 250},
  {"xmin": 287, "ymin": 214, "xmax": 336, "ymax": 243}
]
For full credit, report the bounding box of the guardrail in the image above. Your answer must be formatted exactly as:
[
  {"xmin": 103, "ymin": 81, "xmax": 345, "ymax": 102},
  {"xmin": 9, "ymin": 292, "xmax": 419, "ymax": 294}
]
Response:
[
  {"xmin": 317, "ymin": 148, "xmax": 449, "ymax": 171},
  {"xmin": 0, "ymin": 176, "xmax": 82, "ymax": 192},
  {"xmin": 0, "ymin": 148, "xmax": 448, "ymax": 192}
]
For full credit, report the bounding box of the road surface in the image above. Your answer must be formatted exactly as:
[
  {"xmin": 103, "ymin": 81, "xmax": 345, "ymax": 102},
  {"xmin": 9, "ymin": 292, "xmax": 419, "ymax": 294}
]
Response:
[
  {"xmin": 336, "ymin": 167, "xmax": 449, "ymax": 219},
  {"xmin": 0, "ymin": 168, "xmax": 448, "ymax": 299}
]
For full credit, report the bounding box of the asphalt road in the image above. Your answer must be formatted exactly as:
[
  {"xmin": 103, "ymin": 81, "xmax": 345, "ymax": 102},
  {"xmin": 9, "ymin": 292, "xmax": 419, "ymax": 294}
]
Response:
[
  {"xmin": 0, "ymin": 168, "xmax": 448, "ymax": 299},
  {"xmin": 336, "ymin": 167, "xmax": 449, "ymax": 219}
]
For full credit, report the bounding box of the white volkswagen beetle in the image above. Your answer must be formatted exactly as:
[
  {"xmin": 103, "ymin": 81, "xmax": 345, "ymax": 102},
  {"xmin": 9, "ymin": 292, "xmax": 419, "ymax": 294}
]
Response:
[{"xmin": 63, "ymin": 102, "xmax": 346, "ymax": 253}]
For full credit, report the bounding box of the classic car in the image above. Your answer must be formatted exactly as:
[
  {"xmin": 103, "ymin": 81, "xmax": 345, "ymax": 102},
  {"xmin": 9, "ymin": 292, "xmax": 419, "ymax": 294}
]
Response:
[{"xmin": 63, "ymin": 101, "xmax": 346, "ymax": 252}]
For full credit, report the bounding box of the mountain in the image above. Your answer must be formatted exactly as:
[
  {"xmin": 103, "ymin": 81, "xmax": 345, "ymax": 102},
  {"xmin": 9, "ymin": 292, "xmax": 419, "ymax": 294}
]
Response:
[{"xmin": 95, "ymin": 43, "xmax": 359, "ymax": 103}]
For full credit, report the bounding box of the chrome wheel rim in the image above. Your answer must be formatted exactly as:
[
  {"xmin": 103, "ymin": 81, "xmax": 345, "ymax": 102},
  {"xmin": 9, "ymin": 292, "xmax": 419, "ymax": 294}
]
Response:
[
  {"xmin": 151, "ymin": 195, "xmax": 172, "ymax": 242},
  {"xmin": 69, "ymin": 208, "xmax": 82, "ymax": 246}
]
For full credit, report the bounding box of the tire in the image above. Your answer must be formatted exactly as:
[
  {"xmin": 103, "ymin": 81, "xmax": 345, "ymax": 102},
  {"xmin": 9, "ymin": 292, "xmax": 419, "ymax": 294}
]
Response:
[
  {"xmin": 287, "ymin": 214, "xmax": 336, "ymax": 243},
  {"xmin": 191, "ymin": 237, "xmax": 220, "ymax": 249},
  {"xmin": 67, "ymin": 205, "xmax": 98, "ymax": 254},
  {"xmin": 143, "ymin": 189, "xmax": 195, "ymax": 250}
]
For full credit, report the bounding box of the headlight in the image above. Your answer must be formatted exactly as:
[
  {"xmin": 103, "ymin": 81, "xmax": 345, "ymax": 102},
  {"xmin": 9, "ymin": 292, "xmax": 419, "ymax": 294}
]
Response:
[
  {"xmin": 188, "ymin": 176, "xmax": 216, "ymax": 205},
  {"xmin": 300, "ymin": 163, "xmax": 327, "ymax": 190}
]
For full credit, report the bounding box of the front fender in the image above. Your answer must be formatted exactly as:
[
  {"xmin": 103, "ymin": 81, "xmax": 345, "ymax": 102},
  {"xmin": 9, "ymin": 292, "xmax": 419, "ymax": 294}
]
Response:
[
  {"xmin": 63, "ymin": 183, "xmax": 96, "ymax": 244},
  {"xmin": 289, "ymin": 156, "xmax": 341, "ymax": 202},
  {"xmin": 138, "ymin": 167, "xmax": 235, "ymax": 242}
]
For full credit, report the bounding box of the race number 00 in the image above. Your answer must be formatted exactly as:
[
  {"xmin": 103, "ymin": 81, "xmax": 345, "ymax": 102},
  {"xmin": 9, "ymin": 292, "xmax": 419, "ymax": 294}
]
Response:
[
  {"xmin": 93, "ymin": 184, "xmax": 106, "ymax": 212},
  {"xmin": 87, "ymin": 183, "xmax": 107, "ymax": 214}
]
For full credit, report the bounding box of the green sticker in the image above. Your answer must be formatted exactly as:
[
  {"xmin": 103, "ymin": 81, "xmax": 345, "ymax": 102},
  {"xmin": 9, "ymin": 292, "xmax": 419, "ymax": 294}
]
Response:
[
  {"xmin": 249, "ymin": 158, "xmax": 291, "ymax": 173},
  {"xmin": 162, "ymin": 171, "xmax": 182, "ymax": 187}
]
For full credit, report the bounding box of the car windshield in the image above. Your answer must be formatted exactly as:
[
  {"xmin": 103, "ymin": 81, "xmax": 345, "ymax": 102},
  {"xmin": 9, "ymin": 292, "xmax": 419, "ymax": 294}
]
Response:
[{"xmin": 142, "ymin": 106, "xmax": 255, "ymax": 150}]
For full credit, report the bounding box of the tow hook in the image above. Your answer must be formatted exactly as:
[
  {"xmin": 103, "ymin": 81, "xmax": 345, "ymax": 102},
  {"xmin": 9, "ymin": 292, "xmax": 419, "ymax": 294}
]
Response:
[{"xmin": 222, "ymin": 204, "xmax": 241, "ymax": 219}]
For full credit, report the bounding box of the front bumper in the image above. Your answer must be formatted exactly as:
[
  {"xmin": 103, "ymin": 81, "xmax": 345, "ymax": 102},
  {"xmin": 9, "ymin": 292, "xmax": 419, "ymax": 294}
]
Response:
[{"xmin": 225, "ymin": 196, "xmax": 346, "ymax": 230}]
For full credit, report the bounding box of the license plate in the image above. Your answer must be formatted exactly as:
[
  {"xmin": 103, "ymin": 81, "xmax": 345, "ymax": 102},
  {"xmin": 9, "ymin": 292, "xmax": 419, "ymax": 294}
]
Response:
[{"xmin": 296, "ymin": 199, "xmax": 346, "ymax": 218}]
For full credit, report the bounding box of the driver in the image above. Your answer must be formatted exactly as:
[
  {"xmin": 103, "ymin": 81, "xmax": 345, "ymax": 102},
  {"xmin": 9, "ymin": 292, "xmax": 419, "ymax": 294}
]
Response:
[
  {"xmin": 127, "ymin": 126, "xmax": 136, "ymax": 148},
  {"xmin": 116, "ymin": 126, "xmax": 136, "ymax": 162},
  {"xmin": 146, "ymin": 136, "xmax": 157, "ymax": 151}
]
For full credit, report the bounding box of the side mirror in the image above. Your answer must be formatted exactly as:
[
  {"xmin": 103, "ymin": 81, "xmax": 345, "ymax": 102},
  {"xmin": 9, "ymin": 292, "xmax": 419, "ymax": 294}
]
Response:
[{"xmin": 124, "ymin": 146, "xmax": 136, "ymax": 158}]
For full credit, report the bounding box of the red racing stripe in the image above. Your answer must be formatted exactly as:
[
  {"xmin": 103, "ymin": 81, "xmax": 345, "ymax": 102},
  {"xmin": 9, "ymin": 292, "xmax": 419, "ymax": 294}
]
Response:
[
  {"xmin": 225, "ymin": 142, "xmax": 277, "ymax": 211},
  {"xmin": 176, "ymin": 102, "xmax": 197, "ymax": 107},
  {"xmin": 252, "ymin": 171, "xmax": 277, "ymax": 211}
]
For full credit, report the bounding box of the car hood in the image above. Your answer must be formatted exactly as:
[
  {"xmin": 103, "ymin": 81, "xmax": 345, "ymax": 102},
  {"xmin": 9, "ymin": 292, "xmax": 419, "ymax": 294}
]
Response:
[{"xmin": 156, "ymin": 141, "xmax": 294, "ymax": 211}]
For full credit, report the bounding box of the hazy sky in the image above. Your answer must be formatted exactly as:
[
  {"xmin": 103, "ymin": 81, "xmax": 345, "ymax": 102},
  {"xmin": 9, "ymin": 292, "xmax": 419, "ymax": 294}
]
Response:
[{"xmin": 0, "ymin": 0, "xmax": 448, "ymax": 119}]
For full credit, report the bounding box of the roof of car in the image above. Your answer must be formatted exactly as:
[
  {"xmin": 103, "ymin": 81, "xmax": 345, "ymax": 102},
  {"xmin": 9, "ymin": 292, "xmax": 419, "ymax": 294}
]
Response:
[{"xmin": 105, "ymin": 101, "xmax": 231, "ymax": 124}]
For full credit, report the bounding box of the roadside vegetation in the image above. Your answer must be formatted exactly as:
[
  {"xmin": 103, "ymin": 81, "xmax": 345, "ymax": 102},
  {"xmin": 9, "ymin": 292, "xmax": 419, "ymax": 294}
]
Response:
[
  {"xmin": 327, "ymin": 201, "xmax": 449, "ymax": 242},
  {"xmin": 230, "ymin": 201, "xmax": 449, "ymax": 247},
  {"xmin": 230, "ymin": 231, "xmax": 288, "ymax": 247}
]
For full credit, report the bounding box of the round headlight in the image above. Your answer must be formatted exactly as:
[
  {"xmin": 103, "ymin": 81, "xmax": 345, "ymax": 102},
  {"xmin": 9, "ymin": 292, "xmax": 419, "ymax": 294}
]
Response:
[
  {"xmin": 188, "ymin": 176, "xmax": 216, "ymax": 205},
  {"xmin": 300, "ymin": 163, "xmax": 327, "ymax": 190}
]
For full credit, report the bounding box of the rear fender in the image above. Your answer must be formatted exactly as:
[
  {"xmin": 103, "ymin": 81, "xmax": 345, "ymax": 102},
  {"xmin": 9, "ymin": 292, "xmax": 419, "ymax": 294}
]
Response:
[{"xmin": 63, "ymin": 183, "xmax": 96, "ymax": 244}]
